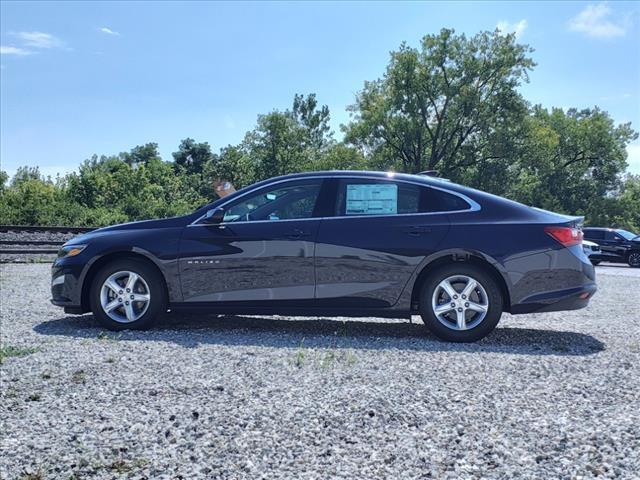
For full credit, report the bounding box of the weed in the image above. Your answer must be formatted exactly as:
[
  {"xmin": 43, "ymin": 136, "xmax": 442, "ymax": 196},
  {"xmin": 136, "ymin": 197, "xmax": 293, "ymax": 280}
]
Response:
[
  {"xmin": 0, "ymin": 345, "xmax": 40, "ymax": 364},
  {"xmin": 71, "ymin": 370, "xmax": 87, "ymax": 384},
  {"xmin": 321, "ymin": 350, "xmax": 337, "ymax": 369},
  {"xmin": 292, "ymin": 338, "xmax": 306, "ymax": 367},
  {"xmin": 97, "ymin": 331, "xmax": 121, "ymax": 341},
  {"xmin": 19, "ymin": 470, "xmax": 44, "ymax": 480},
  {"xmin": 344, "ymin": 350, "xmax": 357, "ymax": 366}
]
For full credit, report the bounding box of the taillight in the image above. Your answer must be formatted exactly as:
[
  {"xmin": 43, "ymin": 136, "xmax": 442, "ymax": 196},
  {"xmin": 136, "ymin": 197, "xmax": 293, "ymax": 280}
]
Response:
[{"xmin": 545, "ymin": 226, "xmax": 583, "ymax": 247}]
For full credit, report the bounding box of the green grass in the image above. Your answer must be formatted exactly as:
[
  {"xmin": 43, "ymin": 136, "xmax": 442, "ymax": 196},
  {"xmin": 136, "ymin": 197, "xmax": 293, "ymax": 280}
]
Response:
[
  {"xmin": 97, "ymin": 331, "xmax": 121, "ymax": 341},
  {"xmin": 0, "ymin": 345, "xmax": 40, "ymax": 364},
  {"xmin": 290, "ymin": 337, "xmax": 358, "ymax": 370}
]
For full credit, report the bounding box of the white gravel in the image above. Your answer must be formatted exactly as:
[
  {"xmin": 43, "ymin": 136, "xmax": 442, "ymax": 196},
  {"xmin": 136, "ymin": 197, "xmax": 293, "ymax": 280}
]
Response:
[{"xmin": 1, "ymin": 263, "xmax": 639, "ymax": 479}]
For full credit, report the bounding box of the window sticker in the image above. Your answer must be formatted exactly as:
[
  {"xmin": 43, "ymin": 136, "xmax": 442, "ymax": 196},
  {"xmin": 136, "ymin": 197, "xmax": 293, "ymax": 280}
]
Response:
[{"xmin": 346, "ymin": 184, "xmax": 398, "ymax": 215}]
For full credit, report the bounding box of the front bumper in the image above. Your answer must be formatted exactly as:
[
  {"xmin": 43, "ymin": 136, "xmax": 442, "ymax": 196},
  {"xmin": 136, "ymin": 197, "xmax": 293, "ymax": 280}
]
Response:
[{"xmin": 51, "ymin": 261, "xmax": 87, "ymax": 314}]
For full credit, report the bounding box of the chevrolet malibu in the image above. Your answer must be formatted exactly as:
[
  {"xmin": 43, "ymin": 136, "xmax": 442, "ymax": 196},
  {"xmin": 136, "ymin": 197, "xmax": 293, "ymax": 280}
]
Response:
[{"xmin": 51, "ymin": 171, "xmax": 596, "ymax": 342}]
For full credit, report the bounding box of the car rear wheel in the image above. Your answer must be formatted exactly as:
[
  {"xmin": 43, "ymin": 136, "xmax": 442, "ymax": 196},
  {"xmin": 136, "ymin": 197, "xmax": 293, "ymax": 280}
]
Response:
[
  {"xmin": 628, "ymin": 252, "xmax": 640, "ymax": 268},
  {"xmin": 419, "ymin": 264, "xmax": 503, "ymax": 342},
  {"xmin": 90, "ymin": 259, "xmax": 166, "ymax": 330},
  {"xmin": 590, "ymin": 259, "xmax": 601, "ymax": 266}
]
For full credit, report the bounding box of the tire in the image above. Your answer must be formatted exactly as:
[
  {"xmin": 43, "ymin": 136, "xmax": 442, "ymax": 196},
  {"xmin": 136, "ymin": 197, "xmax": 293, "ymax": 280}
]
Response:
[
  {"xmin": 590, "ymin": 259, "xmax": 601, "ymax": 266},
  {"xmin": 90, "ymin": 259, "xmax": 167, "ymax": 330},
  {"xmin": 419, "ymin": 264, "xmax": 503, "ymax": 342},
  {"xmin": 628, "ymin": 251, "xmax": 640, "ymax": 268}
]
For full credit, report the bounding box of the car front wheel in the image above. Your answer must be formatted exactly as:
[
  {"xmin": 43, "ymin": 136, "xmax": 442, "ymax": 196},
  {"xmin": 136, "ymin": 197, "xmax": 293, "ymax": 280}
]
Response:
[
  {"xmin": 419, "ymin": 264, "xmax": 503, "ymax": 342},
  {"xmin": 90, "ymin": 259, "xmax": 167, "ymax": 330},
  {"xmin": 628, "ymin": 252, "xmax": 640, "ymax": 268}
]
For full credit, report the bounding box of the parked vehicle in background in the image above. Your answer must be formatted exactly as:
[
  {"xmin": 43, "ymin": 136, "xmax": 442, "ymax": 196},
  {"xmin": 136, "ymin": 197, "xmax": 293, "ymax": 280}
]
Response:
[
  {"xmin": 51, "ymin": 171, "xmax": 597, "ymax": 342},
  {"xmin": 582, "ymin": 240, "xmax": 603, "ymax": 265},
  {"xmin": 583, "ymin": 227, "xmax": 640, "ymax": 267}
]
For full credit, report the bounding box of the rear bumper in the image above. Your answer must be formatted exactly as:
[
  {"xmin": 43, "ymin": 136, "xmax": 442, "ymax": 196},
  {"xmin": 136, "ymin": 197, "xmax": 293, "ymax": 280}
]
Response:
[
  {"xmin": 510, "ymin": 282, "xmax": 597, "ymax": 314},
  {"xmin": 506, "ymin": 245, "xmax": 597, "ymax": 315}
]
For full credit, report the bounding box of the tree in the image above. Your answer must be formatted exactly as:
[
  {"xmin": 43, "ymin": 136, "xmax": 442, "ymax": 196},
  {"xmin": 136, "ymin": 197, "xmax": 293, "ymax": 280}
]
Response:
[
  {"xmin": 292, "ymin": 93, "xmax": 332, "ymax": 150},
  {"xmin": 509, "ymin": 106, "xmax": 637, "ymax": 219},
  {"xmin": 120, "ymin": 143, "xmax": 162, "ymax": 167},
  {"xmin": 311, "ymin": 144, "xmax": 367, "ymax": 171},
  {"xmin": 172, "ymin": 138, "xmax": 215, "ymax": 175},
  {"xmin": 0, "ymin": 171, "xmax": 9, "ymax": 193},
  {"xmin": 616, "ymin": 175, "xmax": 640, "ymax": 232},
  {"xmin": 205, "ymin": 145, "xmax": 256, "ymax": 190},
  {"xmin": 243, "ymin": 111, "xmax": 308, "ymax": 178},
  {"xmin": 344, "ymin": 28, "xmax": 534, "ymax": 174},
  {"xmin": 11, "ymin": 166, "xmax": 45, "ymax": 186}
]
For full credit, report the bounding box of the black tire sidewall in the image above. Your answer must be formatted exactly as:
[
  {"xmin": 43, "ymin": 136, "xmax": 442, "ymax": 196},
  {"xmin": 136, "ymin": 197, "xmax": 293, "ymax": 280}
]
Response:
[
  {"xmin": 628, "ymin": 252, "xmax": 640, "ymax": 268},
  {"xmin": 90, "ymin": 259, "xmax": 166, "ymax": 330},
  {"xmin": 419, "ymin": 264, "xmax": 503, "ymax": 342}
]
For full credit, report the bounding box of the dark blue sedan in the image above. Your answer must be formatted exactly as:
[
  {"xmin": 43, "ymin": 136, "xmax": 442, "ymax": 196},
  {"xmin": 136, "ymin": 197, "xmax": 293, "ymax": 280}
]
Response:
[{"xmin": 51, "ymin": 171, "xmax": 596, "ymax": 342}]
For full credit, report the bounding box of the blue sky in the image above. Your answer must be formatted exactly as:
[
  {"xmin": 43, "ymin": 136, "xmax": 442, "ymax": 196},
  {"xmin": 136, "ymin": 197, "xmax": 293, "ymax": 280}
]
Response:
[{"xmin": 1, "ymin": 1, "xmax": 639, "ymax": 178}]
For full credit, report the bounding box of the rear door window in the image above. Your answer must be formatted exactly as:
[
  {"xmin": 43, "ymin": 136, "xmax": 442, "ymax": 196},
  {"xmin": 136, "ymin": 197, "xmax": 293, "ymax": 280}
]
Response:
[
  {"xmin": 334, "ymin": 179, "xmax": 469, "ymax": 217},
  {"xmin": 585, "ymin": 230, "xmax": 605, "ymax": 240},
  {"xmin": 335, "ymin": 179, "xmax": 420, "ymax": 216}
]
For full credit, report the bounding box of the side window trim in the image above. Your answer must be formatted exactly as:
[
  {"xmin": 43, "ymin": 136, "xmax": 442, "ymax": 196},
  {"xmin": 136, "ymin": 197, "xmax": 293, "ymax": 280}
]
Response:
[
  {"xmin": 190, "ymin": 175, "xmax": 479, "ymax": 226},
  {"xmin": 192, "ymin": 178, "xmax": 326, "ymax": 226}
]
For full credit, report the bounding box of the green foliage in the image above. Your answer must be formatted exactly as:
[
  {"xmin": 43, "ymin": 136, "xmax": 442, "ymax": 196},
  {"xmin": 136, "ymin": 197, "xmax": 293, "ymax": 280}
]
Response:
[
  {"xmin": 344, "ymin": 28, "xmax": 534, "ymax": 174},
  {"xmin": 507, "ymin": 107, "xmax": 638, "ymax": 227}
]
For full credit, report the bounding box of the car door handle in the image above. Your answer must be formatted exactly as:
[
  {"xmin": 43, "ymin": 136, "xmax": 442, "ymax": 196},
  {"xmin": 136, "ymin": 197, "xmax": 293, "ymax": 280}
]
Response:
[
  {"xmin": 286, "ymin": 229, "xmax": 311, "ymax": 239},
  {"xmin": 402, "ymin": 226, "xmax": 432, "ymax": 236}
]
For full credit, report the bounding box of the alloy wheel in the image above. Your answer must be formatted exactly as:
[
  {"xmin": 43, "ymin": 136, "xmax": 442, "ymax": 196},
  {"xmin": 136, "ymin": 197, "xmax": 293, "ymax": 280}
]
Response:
[
  {"xmin": 629, "ymin": 252, "xmax": 640, "ymax": 267},
  {"xmin": 100, "ymin": 271, "xmax": 151, "ymax": 323},
  {"xmin": 431, "ymin": 275, "xmax": 489, "ymax": 331}
]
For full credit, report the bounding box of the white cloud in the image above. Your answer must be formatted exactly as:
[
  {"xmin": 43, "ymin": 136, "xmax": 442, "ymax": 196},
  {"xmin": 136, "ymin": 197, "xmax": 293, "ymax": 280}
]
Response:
[
  {"xmin": 13, "ymin": 31, "xmax": 65, "ymax": 49},
  {"xmin": 627, "ymin": 142, "xmax": 640, "ymax": 174},
  {"xmin": 568, "ymin": 3, "xmax": 627, "ymax": 38},
  {"xmin": 496, "ymin": 19, "xmax": 528, "ymax": 38},
  {"xmin": 0, "ymin": 45, "xmax": 33, "ymax": 56},
  {"xmin": 99, "ymin": 27, "xmax": 120, "ymax": 36}
]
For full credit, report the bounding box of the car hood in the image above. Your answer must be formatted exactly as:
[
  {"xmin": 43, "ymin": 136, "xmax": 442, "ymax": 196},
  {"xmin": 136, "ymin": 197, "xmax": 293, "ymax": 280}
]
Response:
[{"xmin": 64, "ymin": 216, "xmax": 187, "ymax": 246}]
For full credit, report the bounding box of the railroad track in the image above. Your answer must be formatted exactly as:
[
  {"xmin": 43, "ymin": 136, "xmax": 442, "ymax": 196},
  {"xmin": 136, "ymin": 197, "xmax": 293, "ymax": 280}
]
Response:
[
  {"xmin": 0, "ymin": 225, "xmax": 94, "ymax": 234},
  {"xmin": 0, "ymin": 240, "xmax": 66, "ymax": 246},
  {"xmin": 0, "ymin": 225, "xmax": 95, "ymax": 258}
]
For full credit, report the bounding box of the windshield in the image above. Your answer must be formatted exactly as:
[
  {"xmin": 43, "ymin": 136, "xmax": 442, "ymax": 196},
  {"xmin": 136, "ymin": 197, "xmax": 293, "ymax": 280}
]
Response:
[{"xmin": 616, "ymin": 229, "xmax": 639, "ymax": 240}]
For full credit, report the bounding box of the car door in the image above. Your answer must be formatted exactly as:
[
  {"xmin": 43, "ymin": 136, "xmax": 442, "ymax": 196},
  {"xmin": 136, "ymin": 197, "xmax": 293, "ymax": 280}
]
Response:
[
  {"xmin": 179, "ymin": 178, "xmax": 324, "ymax": 305},
  {"xmin": 314, "ymin": 177, "xmax": 455, "ymax": 309},
  {"xmin": 601, "ymin": 231, "xmax": 624, "ymax": 260}
]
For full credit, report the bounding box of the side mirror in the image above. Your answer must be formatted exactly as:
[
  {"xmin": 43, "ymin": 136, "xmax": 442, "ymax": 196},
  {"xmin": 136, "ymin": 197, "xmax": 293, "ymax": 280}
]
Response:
[{"xmin": 201, "ymin": 207, "xmax": 225, "ymax": 225}]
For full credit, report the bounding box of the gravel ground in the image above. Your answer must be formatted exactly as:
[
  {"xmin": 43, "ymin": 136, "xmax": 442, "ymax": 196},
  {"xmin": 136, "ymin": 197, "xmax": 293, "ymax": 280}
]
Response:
[{"xmin": 1, "ymin": 263, "xmax": 639, "ymax": 480}]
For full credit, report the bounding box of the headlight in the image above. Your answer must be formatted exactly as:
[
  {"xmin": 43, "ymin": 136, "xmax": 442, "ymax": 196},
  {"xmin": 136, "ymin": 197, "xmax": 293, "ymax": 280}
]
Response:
[{"xmin": 57, "ymin": 244, "xmax": 87, "ymax": 259}]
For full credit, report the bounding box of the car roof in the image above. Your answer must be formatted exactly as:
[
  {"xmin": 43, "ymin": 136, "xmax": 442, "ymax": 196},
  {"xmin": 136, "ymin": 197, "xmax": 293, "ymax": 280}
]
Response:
[{"xmin": 270, "ymin": 170, "xmax": 446, "ymax": 185}]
